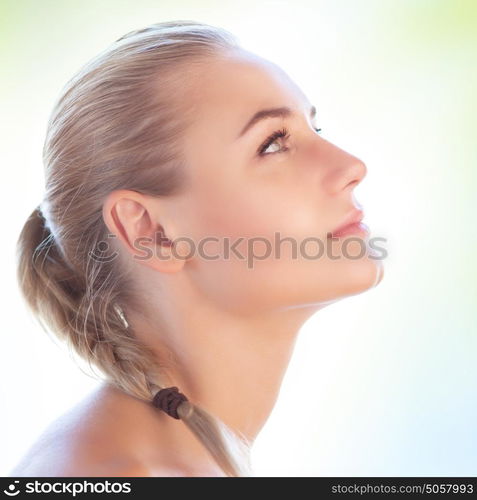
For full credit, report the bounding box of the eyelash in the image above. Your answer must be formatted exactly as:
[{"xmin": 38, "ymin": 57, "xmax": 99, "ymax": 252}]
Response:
[{"xmin": 257, "ymin": 126, "xmax": 322, "ymax": 156}]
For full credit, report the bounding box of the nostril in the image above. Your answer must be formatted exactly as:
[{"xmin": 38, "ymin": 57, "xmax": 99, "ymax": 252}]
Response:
[{"xmin": 346, "ymin": 179, "xmax": 360, "ymax": 189}]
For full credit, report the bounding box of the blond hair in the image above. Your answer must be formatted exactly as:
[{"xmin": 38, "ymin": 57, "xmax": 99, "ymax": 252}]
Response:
[{"xmin": 15, "ymin": 20, "xmax": 252, "ymax": 477}]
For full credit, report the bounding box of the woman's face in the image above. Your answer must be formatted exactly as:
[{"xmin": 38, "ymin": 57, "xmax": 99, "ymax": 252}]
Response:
[{"xmin": 164, "ymin": 49, "xmax": 384, "ymax": 314}]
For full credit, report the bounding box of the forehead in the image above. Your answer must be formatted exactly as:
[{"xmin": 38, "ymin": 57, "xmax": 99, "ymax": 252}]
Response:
[{"xmin": 186, "ymin": 50, "xmax": 310, "ymax": 134}]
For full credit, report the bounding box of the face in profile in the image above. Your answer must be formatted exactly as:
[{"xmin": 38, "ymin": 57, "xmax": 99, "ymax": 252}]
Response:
[{"xmin": 146, "ymin": 48, "xmax": 384, "ymax": 315}]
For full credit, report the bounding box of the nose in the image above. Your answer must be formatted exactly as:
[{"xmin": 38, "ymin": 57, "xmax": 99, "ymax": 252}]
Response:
[
  {"xmin": 339, "ymin": 155, "xmax": 367, "ymax": 192},
  {"xmin": 321, "ymin": 141, "xmax": 367, "ymax": 194}
]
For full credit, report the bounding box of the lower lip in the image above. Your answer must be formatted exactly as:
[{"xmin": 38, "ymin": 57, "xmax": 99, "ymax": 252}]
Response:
[{"xmin": 329, "ymin": 221, "xmax": 370, "ymax": 238}]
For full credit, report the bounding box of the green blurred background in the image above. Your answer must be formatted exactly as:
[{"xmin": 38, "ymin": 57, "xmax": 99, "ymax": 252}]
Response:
[{"xmin": 1, "ymin": 0, "xmax": 476, "ymax": 476}]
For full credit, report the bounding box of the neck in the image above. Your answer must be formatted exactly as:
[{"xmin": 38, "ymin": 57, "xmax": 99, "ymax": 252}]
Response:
[{"xmin": 128, "ymin": 281, "xmax": 323, "ymax": 473}]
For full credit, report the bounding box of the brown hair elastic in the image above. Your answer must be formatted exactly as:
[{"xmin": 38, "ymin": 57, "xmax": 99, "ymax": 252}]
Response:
[{"xmin": 152, "ymin": 386, "xmax": 188, "ymax": 419}]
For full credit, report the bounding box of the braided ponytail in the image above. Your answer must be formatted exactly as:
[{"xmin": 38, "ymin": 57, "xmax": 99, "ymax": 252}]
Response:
[{"xmin": 15, "ymin": 21, "xmax": 252, "ymax": 477}]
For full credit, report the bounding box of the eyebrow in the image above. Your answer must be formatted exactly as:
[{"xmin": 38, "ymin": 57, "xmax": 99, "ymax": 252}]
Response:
[{"xmin": 238, "ymin": 104, "xmax": 317, "ymax": 139}]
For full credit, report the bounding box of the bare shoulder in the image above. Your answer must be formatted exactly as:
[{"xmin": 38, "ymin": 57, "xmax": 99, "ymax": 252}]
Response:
[
  {"xmin": 9, "ymin": 382, "xmax": 208, "ymax": 477},
  {"xmin": 9, "ymin": 384, "xmax": 157, "ymax": 477},
  {"xmin": 10, "ymin": 427, "xmax": 185, "ymax": 477},
  {"xmin": 10, "ymin": 447, "xmax": 152, "ymax": 477}
]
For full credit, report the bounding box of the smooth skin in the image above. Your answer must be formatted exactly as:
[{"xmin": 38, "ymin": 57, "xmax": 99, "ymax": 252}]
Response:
[{"xmin": 12, "ymin": 48, "xmax": 383, "ymax": 477}]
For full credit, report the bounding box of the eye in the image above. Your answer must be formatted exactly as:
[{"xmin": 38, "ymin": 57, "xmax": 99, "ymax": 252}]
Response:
[
  {"xmin": 257, "ymin": 127, "xmax": 290, "ymax": 156},
  {"xmin": 257, "ymin": 125, "xmax": 322, "ymax": 157}
]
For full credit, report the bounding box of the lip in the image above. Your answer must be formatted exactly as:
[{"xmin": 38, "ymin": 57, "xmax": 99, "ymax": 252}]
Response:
[{"xmin": 328, "ymin": 208, "xmax": 369, "ymax": 238}]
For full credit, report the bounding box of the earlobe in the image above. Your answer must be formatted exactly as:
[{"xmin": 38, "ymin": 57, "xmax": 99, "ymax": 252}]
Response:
[{"xmin": 138, "ymin": 230, "xmax": 186, "ymax": 274}]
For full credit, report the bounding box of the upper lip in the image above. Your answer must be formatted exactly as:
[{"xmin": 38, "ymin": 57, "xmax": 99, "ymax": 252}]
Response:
[{"xmin": 329, "ymin": 208, "xmax": 364, "ymax": 236}]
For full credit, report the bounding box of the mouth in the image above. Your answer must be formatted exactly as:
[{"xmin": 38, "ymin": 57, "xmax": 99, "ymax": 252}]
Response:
[{"xmin": 327, "ymin": 208, "xmax": 370, "ymax": 238}]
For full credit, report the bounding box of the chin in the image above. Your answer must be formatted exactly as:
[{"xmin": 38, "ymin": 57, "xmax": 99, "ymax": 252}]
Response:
[
  {"xmin": 290, "ymin": 256, "xmax": 385, "ymax": 309},
  {"xmin": 339, "ymin": 256, "xmax": 385, "ymax": 298}
]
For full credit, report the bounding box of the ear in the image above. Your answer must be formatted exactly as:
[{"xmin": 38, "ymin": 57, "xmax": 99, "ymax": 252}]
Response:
[{"xmin": 102, "ymin": 189, "xmax": 186, "ymax": 273}]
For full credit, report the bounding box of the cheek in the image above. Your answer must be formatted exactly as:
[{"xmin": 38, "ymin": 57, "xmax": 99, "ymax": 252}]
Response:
[
  {"xmin": 178, "ymin": 170, "xmax": 382, "ymax": 313},
  {"xmin": 192, "ymin": 179, "xmax": 329, "ymax": 244}
]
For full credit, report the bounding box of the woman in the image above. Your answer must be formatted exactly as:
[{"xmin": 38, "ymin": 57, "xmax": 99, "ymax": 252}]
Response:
[{"xmin": 13, "ymin": 20, "xmax": 384, "ymax": 477}]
